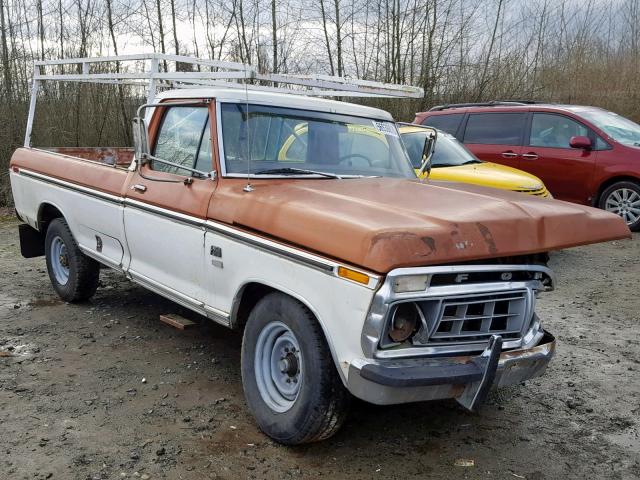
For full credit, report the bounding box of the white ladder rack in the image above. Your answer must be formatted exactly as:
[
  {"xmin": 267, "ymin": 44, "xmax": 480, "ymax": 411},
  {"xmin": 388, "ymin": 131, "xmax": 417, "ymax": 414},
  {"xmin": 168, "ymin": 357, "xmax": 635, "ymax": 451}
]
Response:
[{"xmin": 25, "ymin": 53, "xmax": 423, "ymax": 147}]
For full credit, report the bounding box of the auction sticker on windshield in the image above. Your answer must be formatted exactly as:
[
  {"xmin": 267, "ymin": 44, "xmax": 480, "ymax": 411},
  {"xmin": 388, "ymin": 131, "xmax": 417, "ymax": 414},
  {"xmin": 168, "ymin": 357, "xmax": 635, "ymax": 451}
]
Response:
[{"xmin": 372, "ymin": 120, "xmax": 398, "ymax": 137}]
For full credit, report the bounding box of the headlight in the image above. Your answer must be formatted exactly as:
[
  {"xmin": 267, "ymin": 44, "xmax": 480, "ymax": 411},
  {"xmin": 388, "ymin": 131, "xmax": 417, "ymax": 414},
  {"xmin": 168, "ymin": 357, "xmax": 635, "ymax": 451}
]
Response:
[{"xmin": 388, "ymin": 302, "xmax": 420, "ymax": 342}]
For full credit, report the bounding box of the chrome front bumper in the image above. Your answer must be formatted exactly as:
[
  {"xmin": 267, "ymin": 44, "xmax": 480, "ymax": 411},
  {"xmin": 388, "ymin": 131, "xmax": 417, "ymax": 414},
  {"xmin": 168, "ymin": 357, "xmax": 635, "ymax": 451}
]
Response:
[{"xmin": 347, "ymin": 331, "xmax": 555, "ymax": 409}]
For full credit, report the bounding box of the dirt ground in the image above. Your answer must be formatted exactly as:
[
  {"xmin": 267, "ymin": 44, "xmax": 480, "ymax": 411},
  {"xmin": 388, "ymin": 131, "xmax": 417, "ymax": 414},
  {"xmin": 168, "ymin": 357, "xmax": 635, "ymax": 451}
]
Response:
[{"xmin": 1, "ymin": 215, "xmax": 639, "ymax": 480}]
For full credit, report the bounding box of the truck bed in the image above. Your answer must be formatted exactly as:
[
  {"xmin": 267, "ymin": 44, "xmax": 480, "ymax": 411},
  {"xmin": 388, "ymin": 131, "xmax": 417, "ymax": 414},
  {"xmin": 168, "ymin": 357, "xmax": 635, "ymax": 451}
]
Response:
[{"xmin": 10, "ymin": 147, "xmax": 132, "ymax": 199}]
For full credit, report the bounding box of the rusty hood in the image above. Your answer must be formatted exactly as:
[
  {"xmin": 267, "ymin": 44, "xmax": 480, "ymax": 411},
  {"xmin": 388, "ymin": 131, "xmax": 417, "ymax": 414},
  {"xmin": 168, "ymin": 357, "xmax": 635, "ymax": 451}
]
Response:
[{"xmin": 210, "ymin": 177, "xmax": 631, "ymax": 273}]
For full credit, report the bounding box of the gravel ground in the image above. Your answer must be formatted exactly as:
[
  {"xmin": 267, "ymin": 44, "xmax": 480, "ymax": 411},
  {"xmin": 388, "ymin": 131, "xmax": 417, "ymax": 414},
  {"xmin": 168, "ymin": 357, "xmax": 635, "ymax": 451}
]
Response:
[{"xmin": 1, "ymin": 214, "xmax": 639, "ymax": 480}]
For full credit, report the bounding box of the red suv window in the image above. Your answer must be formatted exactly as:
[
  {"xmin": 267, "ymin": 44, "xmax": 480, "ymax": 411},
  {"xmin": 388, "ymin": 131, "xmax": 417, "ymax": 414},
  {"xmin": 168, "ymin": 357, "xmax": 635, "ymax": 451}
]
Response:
[
  {"xmin": 464, "ymin": 113, "xmax": 526, "ymax": 145},
  {"xmin": 529, "ymin": 113, "xmax": 588, "ymax": 148},
  {"xmin": 420, "ymin": 113, "xmax": 464, "ymax": 135}
]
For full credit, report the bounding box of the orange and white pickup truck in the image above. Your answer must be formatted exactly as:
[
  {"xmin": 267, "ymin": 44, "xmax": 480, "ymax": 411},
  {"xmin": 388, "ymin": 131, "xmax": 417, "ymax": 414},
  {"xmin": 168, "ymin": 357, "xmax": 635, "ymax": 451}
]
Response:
[{"xmin": 9, "ymin": 55, "xmax": 631, "ymax": 445}]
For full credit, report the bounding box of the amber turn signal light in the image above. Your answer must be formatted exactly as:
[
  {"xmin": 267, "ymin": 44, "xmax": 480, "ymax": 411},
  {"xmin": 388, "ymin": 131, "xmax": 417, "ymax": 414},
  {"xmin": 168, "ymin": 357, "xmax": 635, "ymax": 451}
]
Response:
[{"xmin": 337, "ymin": 266, "xmax": 370, "ymax": 285}]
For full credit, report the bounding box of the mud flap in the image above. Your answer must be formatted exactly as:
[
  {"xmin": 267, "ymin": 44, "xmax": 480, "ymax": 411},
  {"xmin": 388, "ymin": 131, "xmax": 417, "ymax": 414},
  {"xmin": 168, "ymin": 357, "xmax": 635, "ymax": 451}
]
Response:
[
  {"xmin": 18, "ymin": 224, "xmax": 45, "ymax": 258},
  {"xmin": 456, "ymin": 334, "xmax": 503, "ymax": 412}
]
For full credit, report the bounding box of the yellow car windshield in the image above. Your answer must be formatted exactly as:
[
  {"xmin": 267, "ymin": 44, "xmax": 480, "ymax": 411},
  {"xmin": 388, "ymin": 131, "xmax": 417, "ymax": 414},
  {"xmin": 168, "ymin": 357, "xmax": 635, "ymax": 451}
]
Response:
[{"xmin": 403, "ymin": 130, "xmax": 481, "ymax": 169}]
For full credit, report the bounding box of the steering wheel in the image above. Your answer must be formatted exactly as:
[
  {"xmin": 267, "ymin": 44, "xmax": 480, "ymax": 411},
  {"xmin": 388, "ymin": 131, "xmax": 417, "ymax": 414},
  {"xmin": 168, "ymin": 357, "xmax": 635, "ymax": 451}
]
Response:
[{"xmin": 338, "ymin": 154, "xmax": 372, "ymax": 167}]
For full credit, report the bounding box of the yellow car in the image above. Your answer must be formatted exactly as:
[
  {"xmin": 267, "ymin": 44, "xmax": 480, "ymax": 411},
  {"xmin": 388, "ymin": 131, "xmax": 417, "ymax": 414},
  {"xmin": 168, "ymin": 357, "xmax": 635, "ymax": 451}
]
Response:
[{"xmin": 399, "ymin": 124, "xmax": 551, "ymax": 197}]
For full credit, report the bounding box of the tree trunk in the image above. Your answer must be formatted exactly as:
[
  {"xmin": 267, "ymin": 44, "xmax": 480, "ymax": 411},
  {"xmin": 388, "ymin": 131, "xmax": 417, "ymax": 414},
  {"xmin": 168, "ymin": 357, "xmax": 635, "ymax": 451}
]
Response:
[
  {"xmin": 106, "ymin": 0, "xmax": 131, "ymax": 144},
  {"xmin": 333, "ymin": 0, "xmax": 342, "ymax": 76},
  {"xmin": 155, "ymin": 0, "xmax": 168, "ymax": 71},
  {"xmin": 319, "ymin": 0, "xmax": 335, "ymax": 75},
  {"xmin": 271, "ymin": 0, "xmax": 277, "ymax": 73},
  {"xmin": 37, "ymin": 0, "xmax": 45, "ymax": 61},
  {"xmin": 170, "ymin": 0, "xmax": 179, "ymax": 56}
]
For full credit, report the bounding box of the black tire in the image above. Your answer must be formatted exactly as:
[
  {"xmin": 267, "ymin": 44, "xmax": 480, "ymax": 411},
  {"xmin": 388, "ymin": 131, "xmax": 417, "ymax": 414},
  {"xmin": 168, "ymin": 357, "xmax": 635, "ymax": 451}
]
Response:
[
  {"xmin": 241, "ymin": 292, "xmax": 350, "ymax": 445},
  {"xmin": 598, "ymin": 180, "xmax": 640, "ymax": 231},
  {"xmin": 44, "ymin": 218, "xmax": 100, "ymax": 302}
]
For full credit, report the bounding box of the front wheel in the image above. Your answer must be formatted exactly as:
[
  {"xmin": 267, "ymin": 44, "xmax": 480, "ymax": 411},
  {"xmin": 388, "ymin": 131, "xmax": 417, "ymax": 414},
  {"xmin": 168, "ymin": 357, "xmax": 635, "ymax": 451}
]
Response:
[
  {"xmin": 241, "ymin": 292, "xmax": 350, "ymax": 444},
  {"xmin": 599, "ymin": 181, "xmax": 640, "ymax": 231},
  {"xmin": 45, "ymin": 218, "xmax": 100, "ymax": 302}
]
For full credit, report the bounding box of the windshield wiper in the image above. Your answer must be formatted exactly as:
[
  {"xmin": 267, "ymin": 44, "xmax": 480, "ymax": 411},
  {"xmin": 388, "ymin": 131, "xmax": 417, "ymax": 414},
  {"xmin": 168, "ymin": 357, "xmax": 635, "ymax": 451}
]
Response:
[
  {"xmin": 461, "ymin": 160, "xmax": 482, "ymax": 165},
  {"xmin": 253, "ymin": 167, "xmax": 342, "ymax": 179}
]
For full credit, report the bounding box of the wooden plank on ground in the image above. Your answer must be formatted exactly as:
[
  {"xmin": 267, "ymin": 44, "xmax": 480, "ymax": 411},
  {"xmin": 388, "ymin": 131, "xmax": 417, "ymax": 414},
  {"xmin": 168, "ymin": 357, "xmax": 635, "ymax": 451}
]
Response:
[{"xmin": 159, "ymin": 313, "xmax": 197, "ymax": 330}]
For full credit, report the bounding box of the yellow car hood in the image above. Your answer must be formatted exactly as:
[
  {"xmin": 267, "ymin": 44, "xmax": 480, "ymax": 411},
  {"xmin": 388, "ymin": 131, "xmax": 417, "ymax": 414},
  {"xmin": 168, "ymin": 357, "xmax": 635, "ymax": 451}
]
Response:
[{"xmin": 421, "ymin": 162, "xmax": 547, "ymax": 194}]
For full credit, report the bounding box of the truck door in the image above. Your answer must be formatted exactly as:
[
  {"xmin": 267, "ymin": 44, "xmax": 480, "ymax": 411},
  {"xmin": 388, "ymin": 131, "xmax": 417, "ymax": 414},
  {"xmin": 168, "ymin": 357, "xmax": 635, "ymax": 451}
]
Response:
[{"xmin": 124, "ymin": 104, "xmax": 217, "ymax": 308}]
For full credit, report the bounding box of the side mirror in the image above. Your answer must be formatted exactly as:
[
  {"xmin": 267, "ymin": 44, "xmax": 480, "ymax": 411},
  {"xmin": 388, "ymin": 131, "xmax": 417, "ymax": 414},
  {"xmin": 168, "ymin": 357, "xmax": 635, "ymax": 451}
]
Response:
[
  {"xmin": 132, "ymin": 116, "xmax": 150, "ymax": 165},
  {"xmin": 417, "ymin": 131, "xmax": 437, "ymax": 179},
  {"xmin": 569, "ymin": 135, "xmax": 592, "ymax": 150}
]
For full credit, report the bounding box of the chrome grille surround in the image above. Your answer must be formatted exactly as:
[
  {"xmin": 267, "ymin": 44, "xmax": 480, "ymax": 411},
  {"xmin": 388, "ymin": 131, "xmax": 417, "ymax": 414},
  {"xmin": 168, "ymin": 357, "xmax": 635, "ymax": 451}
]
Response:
[{"xmin": 361, "ymin": 264, "xmax": 554, "ymax": 359}]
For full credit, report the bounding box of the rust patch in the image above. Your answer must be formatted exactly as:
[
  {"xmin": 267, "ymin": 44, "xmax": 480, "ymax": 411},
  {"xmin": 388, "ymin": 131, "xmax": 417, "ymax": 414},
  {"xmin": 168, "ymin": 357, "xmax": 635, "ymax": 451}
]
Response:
[
  {"xmin": 369, "ymin": 231, "xmax": 436, "ymax": 263},
  {"xmin": 421, "ymin": 236, "xmax": 437, "ymax": 253},
  {"xmin": 476, "ymin": 222, "xmax": 498, "ymax": 254}
]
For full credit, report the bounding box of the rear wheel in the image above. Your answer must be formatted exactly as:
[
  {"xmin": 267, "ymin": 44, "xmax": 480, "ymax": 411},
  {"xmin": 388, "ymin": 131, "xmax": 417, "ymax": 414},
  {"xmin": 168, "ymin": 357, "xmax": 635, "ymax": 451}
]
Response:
[
  {"xmin": 599, "ymin": 181, "xmax": 640, "ymax": 231},
  {"xmin": 241, "ymin": 292, "xmax": 350, "ymax": 444},
  {"xmin": 45, "ymin": 218, "xmax": 100, "ymax": 302}
]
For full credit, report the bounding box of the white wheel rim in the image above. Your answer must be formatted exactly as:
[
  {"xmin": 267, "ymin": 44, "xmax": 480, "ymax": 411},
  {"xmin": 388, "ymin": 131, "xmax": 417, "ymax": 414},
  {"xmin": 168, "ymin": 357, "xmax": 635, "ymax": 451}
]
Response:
[
  {"xmin": 50, "ymin": 236, "xmax": 70, "ymax": 285},
  {"xmin": 254, "ymin": 321, "xmax": 302, "ymax": 413},
  {"xmin": 605, "ymin": 188, "xmax": 640, "ymax": 226}
]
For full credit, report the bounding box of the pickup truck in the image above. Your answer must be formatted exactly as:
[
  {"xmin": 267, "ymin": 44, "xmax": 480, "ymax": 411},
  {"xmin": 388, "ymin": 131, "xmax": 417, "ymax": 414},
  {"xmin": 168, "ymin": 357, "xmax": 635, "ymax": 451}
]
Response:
[{"xmin": 9, "ymin": 86, "xmax": 630, "ymax": 445}]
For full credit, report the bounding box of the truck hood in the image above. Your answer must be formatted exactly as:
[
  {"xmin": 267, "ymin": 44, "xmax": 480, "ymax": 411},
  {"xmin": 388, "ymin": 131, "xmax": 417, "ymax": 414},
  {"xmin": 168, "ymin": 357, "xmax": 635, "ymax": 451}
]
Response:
[{"xmin": 211, "ymin": 177, "xmax": 630, "ymax": 273}]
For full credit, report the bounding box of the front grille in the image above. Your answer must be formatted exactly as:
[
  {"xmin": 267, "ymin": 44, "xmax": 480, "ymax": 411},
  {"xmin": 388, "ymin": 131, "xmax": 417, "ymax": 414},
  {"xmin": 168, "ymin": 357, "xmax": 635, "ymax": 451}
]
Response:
[
  {"xmin": 367, "ymin": 264, "xmax": 552, "ymax": 358},
  {"xmin": 422, "ymin": 290, "xmax": 528, "ymax": 344}
]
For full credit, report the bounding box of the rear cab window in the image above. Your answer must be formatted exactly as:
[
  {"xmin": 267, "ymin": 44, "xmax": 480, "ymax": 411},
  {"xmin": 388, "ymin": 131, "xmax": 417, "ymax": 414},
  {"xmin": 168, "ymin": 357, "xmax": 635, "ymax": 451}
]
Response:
[{"xmin": 463, "ymin": 113, "xmax": 527, "ymax": 145}]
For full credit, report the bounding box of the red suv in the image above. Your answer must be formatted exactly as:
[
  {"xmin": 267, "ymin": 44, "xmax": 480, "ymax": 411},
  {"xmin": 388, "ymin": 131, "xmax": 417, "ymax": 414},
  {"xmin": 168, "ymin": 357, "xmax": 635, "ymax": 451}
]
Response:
[{"xmin": 415, "ymin": 102, "xmax": 640, "ymax": 230}]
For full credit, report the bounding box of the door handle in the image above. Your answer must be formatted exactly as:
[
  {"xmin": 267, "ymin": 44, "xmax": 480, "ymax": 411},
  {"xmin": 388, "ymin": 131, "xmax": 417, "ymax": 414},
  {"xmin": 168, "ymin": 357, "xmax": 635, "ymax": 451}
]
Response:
[
  {"xmin": 501, "ymin": 151, "xmax": 518, "ymax": 158},
  {"xmin": 521, "ymin": 153, "xmax": 539, "ymax": 160},
  {"xmin": 131, "ymin": 184, "xmax": 147, "ymax": 193}
]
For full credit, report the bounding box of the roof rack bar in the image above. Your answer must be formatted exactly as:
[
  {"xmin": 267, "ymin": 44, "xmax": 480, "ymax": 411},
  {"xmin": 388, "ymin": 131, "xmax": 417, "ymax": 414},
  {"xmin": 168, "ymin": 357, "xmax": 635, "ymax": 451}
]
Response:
[
  {"xmin": 32, "ymin": 53, "xmax": 422, "ymax": 98},
  {"xmin": 428, "ymin": 100, "xmax": 541, "ymax": 111},
  {"xmin": 34, "ymin": 53, "xmax": 252, "ymax": 72}
]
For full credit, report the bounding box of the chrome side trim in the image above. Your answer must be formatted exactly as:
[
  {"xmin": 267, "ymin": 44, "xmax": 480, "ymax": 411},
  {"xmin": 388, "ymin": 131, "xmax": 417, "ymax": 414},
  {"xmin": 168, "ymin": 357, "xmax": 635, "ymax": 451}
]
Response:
[
  {"xmin": 204, "ymin": 220, "xmax": 334, "ymax": 273},
  {"xmin": 129, "ymin": 269, "xmax": 231, "ymax": 327},
  {"xmin": 79, "ymin": 245, "xmax": 123, "ymax": 270},
  {"xmin": 18, "ymin": 168, "xmax": 123, "ymax": 205},
  {"xmin": 124, "ymin": 198, "xmax": 206, "ymax": 229}
]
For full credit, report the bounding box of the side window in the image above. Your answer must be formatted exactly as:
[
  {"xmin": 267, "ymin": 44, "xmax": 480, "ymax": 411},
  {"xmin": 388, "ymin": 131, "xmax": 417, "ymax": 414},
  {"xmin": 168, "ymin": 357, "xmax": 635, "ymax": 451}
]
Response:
[
  {"xmin": 595, "ymin": 136, "xmax": 610, "ymax": 150},
  {"xmin": 529, "ymin": 113, "xmax": 588, "ymax": 148},
  {"xmin": 421, "ymin": 113, "xmax": 464, "ymax": 135},
  {"xmin": 464, "ymin": 113, "xmax": 526, "ymax": 145},
  {"xmin": 153, "ymin": 106, "xmax": 209, "ymax": 174}
]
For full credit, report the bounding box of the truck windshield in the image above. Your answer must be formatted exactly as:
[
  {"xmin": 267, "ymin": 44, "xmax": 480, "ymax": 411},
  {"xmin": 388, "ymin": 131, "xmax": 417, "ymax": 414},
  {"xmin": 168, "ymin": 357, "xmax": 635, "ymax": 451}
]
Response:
[
  {"xmin": 220, "ymin": 103, "xmax": 415, "ymax": 178},
  {"xmin": 580, "ymin": 109, "xmax": 640, "ymax": 147}
]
